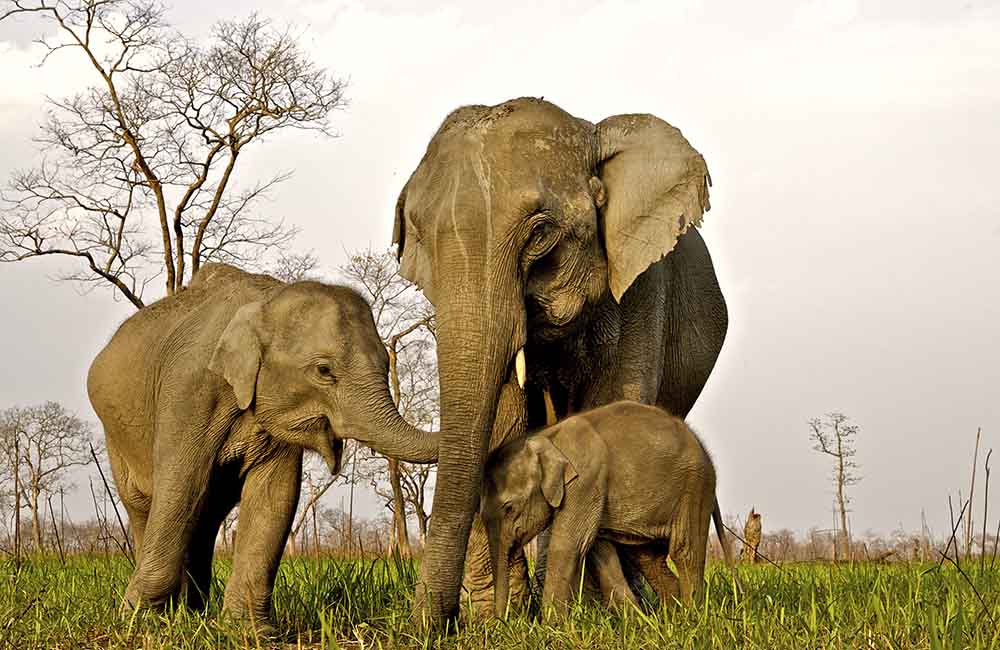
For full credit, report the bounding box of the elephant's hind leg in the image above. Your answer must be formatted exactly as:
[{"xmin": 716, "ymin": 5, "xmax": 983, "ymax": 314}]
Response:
[
  {"xmin": 589, "ymin": 540, "xmax": 639, "ymax": 610},
  {"xmin": 670, "ymin": 498, "xmax": 711, "ymax": 606},
  {"xmin": 107, "ymin": 448, "xmax": 151, "ymax": 567},
  {"xmin": 182, "ymin": 476, "xmax": 239, "ymax": 611},
  {"xmin": 124, "ymin": 416, "xmax": 223, "ymax": 610},
  {"xmin": 620, "ymin": 542, "xmax": 680, "ymax": 606}
]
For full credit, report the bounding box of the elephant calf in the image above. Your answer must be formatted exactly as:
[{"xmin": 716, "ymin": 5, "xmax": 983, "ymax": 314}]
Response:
[
  {"xmin": 88, "ymin": 263, "xmax": 438, "ymax": 633},
  {"xmin": 481, "ymin": 401, "xmax": 733, "ymax": 615}
]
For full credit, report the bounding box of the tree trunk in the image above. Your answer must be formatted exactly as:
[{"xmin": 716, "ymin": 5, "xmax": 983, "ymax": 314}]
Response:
[
  {"xmin": 386, "ymin": 342, "xmax": 412, "ymax": 557},
  {"xmin": 835, "ymin": 430, "xmax": 850, "ymax": 560},
  {"xmin": 388, "ymin": 459, "xmax": 411, "ymax": 556},
  {"xmin": 836, "ymin": 462, "xmax": 849, "ymax": 559},
  {"xmin": 347, "ymin": 449, "xmax": 356, "ymax": 556},
  {"xmin": 312, "ymin": 500, "xmax": 319, "ymax": 555},
  {"xmin": 30, "ymin": 486, "xmax": 42, "ymax": 550},
  {"xmin": 417, "ymin": 509, "xmax": 429, "ymax": 548},
  {"xmin": 13, "ymin": 434, "xmax": 20, "ymax": 565}
]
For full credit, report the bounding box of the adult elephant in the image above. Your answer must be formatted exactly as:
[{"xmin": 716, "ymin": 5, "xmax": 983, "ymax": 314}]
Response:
[{"xmin": 394, "ymin": 97, "xmax": 727, "ymax": 624}]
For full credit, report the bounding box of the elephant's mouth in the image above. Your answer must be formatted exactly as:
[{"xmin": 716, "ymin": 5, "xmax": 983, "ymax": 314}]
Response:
[
  {"xmin": 526, "ymin": 292, "xmax": 588, "ymax": 343},
  {"xmin": 292, "ymin": 415, "xmax": 343, "ymax": 473}
]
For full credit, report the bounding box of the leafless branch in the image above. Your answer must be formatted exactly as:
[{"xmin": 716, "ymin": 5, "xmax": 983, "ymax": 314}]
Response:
[{"xmin": 1, "ymin": 1, "xmax": 346, "ymax": 304}]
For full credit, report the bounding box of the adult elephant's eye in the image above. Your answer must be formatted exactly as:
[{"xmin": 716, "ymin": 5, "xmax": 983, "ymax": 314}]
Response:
[
  {"xmin": 524, "ymin": 219, "xmax": 558, "ymax": 261},
  {"xmin": 317, "ymin": 364, "xmax": 337, "ymax": 383}
]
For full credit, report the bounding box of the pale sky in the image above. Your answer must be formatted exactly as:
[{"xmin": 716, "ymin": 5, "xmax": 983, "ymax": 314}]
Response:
[{"xmin": 1, "ymin": 0, "xmax": 998, "ymax": 541}]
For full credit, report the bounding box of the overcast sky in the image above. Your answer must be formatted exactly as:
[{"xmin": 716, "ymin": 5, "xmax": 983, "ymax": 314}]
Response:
[{"xmin": 1, "ymin": 0, "xmax": 998, "ymax": 541}]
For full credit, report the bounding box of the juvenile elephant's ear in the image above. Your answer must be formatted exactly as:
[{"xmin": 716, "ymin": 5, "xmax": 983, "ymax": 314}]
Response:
[
  {"xmin": 532, "ymin": 436, "xmax": 579, "ymax": 509},
  {"xmin": 208, "ymin": 302, "xmax": 264, "ymax": 411},
  {"xmin": 596, "ymin": 114, "xmax": 712, "ymax": 302}
]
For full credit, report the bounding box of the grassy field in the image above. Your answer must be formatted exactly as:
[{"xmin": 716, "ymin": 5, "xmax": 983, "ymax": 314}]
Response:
[{"xmin": 1, "ymin": 554, "xmax": 998, "ymax": 649}]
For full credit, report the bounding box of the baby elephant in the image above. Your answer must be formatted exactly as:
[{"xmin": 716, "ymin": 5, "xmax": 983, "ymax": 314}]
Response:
[
  {"xmin": 481, "ymin": 401, "xmax": 733, "ymax": 615},
  {"xmin": 88, "ymin": 263, "xmax": 438, "ymax": 633}
]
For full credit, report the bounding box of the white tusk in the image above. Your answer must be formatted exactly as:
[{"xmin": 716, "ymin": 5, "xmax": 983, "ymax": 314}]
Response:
[{"xmin": 515, "ymin": 347, "xmax": 527, "ymax": 388}]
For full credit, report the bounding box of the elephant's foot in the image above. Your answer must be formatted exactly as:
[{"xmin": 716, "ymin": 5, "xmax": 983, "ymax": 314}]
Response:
[
  {"xmin": 460, "ymin": 548, "xmax": 530, "ymax": 621},
  {"xmin": 221, "ymin": 603, "xmax": 280, "ymax": 638},
  {"xmin": 409, "ymin": 579, "xmax": 457, "ymax": 632},
  {"xmin": 222, "ymin": 586, "xmax": 279, "ymax": 638},
  {"xmin": 459, "ymin": 516, "xmax": 530, "ymax": 620},
  {"xmin": 123, "ymin": 573, "xmax": 180, "ymax": 613}
]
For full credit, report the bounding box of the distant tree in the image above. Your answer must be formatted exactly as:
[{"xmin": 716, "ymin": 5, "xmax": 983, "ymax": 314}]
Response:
[
  {"xmin": 0, "ymin": 1, "xmax": 345, "ymax": 307},
  {"xmin": 809, "ymin": 412, "xmax": 861, "ymax": 560},
  {"xmin": 0, "ymin": 402, "xmax": 93, "ymax": 550},
  {"xmin": 339, "ymin": 248, "xmax": 437, "ymax": 555},
  {"xmin": 288, "ymin": 453, "xmax": 338, "ymax": 555},
  {"xmin": 269, "ymin": 251, "xmax": 320, "ymax": 283}
]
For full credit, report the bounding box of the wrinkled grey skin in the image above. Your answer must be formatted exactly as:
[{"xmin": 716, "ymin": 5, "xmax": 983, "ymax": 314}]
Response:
[
  {"xmin": 481, "ymin": 401, "xmax": 734, "ymax": 616},
  {"xmin": 87, "ymin": 263, "xmax": 438, "ymax": 633},
  {"xmin": 393, "ymin": 97, "xmax": 727, "ymax": 623}
]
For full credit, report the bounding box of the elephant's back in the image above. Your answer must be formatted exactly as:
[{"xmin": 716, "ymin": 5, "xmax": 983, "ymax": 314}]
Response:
[
  {"xmin": 588, "ymin": 401, "xmax": 714, "ymax": 485},
  {"xmin": 88, "ymin": 264, "xmax": 277, "ymax": 457}
]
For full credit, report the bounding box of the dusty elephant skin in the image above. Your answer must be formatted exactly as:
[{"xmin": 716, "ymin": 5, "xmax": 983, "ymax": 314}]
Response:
[
  {"xmin": 87, "ymin": 263, "xmax": 438, "ymax": 634},
  {"xmin": 393, "ymin": 97, "xmax": 728, "ymax": 624},
  {"xmin": 481, "ymin": 401, "xmax": 735, "ymax": 616}
]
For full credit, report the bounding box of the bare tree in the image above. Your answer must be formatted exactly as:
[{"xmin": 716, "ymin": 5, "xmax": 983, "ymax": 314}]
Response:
[
  {"xmin": 0, "ymin": 1, "xmax": 346, "ymax": 307},
  {"xmin": 339, "ymin": 248, "xmax": 437, "ymax": 555},
  {"xmin": 0, "ymin": 402, "xmax": 93, "ymax": 550},
  {"xmin": 269, "ymin": 251, "xmax": 320, "ymax": 283},
  {"xmin": 809, "ymin": 412, "xmax": 861, "ymax": 560},
  {"xmin": 288, "ymin": 453, "xmax": 338, "ymax": 555}
]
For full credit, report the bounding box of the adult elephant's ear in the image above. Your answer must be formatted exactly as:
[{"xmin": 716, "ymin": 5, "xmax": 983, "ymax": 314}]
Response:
[
  {"xmin": 393, "ymin": 177, "xmax": 438, "ymax": 304},
  {"xmin": 595, "ymin": 114, "xmax": 712, "ymax": 302},
  {"xmin": 208, "ymin": 302, "xmax": 264, "ymax": 411}
]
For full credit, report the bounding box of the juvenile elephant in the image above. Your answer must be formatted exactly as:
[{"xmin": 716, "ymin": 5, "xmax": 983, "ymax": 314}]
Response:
[
  {"xmin": 87, "ymin": 263, "xmax": 438, "ymax": 633},
  {"xmin": 393, "ymin": 96, "xmax": 727, "ymax": 621},
  {"xmin": 480, "ymin": 401, "xmax": 734, "ymax": 615}
]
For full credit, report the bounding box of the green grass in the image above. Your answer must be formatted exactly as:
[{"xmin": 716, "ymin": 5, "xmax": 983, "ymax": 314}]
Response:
[{"xmin": 1, "ymin": 554, "xmax": 998, "ymax": 649}]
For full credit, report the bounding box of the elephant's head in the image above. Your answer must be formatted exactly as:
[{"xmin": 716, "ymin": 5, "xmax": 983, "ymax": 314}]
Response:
[
  {"xmin": 208, "ymin": 281, "xmax": 438, "ymax": 472},
  {"xmin": 481, "ymin": 435, "xmax": 578, "ymax": 616},
  {"xmin": 393, "ymin": 97, "xmax": 712, "ymax": 617}
]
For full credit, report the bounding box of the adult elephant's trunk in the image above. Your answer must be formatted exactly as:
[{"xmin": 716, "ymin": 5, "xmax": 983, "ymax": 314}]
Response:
[{"xmin": 415, "ymin": 274, "xmax": 524, "ymax": 621}]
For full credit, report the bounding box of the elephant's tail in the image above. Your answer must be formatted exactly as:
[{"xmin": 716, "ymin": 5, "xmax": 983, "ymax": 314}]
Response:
[{"xmin": 712, "ymin": 496, "xmax": 742, "ymax": 594}]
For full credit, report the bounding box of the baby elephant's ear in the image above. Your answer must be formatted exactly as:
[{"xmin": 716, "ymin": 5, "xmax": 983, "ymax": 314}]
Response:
[
  {"xmin": 208, "ymin": 302, "xmax": 264, "ymax": 411},
  {"xmin": 533, "ymin": 436, "xmax": 579, "ymax": 508}
]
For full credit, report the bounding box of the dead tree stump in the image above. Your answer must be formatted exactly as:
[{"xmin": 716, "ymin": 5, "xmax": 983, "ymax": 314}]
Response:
[{"xmin": 741, "ymin": 508, "xmax": 762, "ymax": 563}]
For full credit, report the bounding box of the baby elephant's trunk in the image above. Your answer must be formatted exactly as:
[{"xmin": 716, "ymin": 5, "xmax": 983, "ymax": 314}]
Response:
[{"xmin": 488, "ymin": 523, "xmax": 511, "ymax": 617}]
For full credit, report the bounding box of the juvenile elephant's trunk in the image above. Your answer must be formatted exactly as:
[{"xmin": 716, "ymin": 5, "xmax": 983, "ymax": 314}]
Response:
[
  {"xmin": 342, "ymin": 380, "xmax": 440, "ymax": 463},
  {"xmin": 492, "ymin": 543, "xmax": 510, "ymax": 618}
]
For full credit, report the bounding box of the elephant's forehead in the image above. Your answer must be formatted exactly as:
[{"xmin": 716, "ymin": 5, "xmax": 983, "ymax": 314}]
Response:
[
  {"xmin": 482, "ymin": 121, "xmax": 592, "ymax": 171},
  {"xmin": 267, "ymin": 291, "xmax": 381, "ymax": 359}
]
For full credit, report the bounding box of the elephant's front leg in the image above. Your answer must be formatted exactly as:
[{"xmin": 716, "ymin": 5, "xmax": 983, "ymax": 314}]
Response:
[
  {"xmin": 461, "ymin": 515, "xmax": 530, "ymax": 619},
  {"xmin": 223, "ymin": 447, "xmax": 302, "ymax": 634},
  {"xmin": 540, "ymin": 508, "xmax": 600, "ymax": 616}
]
